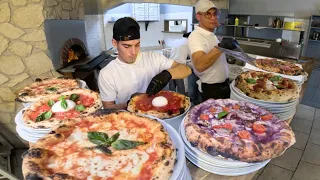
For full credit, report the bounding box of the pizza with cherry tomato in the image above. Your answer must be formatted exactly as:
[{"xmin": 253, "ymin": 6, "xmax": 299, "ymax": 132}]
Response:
[
  {"xmin": 22, "ymin": 88, "xmax": 102, "ymax": 129},
  {"xmin": 127, "ymin": 90, "xmax": 190, "ymax": 119},
  {"xmin": 184, "ymin": 99, "xmax": 296, "ymax": 162},
  {"xmin": 235, "ymin": 71, "xmax": 299, "ymax": 102},
  {"xmin": 22, "ymin": 111, "xmax": 176, "ymax": 180},
  {"xmin": 16, "ymin": 78, "xmax": 80, "ymax": 103}
]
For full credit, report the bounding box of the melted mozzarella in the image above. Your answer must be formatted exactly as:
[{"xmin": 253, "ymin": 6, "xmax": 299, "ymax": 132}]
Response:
[
  {"xmin": 152, "ymin": 96, "xmax": 168, "ymax": 107},
  {"xmin": 51, "ymin": 100, "xmax": 76, "ymax": 112},
  {"xmin": 265, "ymin": 80, "xmax": 276, "ymax": 90}
]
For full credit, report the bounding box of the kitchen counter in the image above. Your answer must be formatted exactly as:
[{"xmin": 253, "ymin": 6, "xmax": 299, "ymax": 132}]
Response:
[{"xmin": 190, "ymin": 57, "xmax": 316, "ymax": 179}]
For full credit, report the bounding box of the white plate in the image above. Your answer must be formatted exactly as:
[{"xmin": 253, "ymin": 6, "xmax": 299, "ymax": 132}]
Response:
[
  {"xmin": 186, "ymin": 150, "xmax": 269, "ymax": 176},
  {"xmin": 179, "ymin": 117, "xmax": 270, "ymax": 168},
  {"xmin": 16, "ymin": 126, "xmax": 38, "ymax": 143}
]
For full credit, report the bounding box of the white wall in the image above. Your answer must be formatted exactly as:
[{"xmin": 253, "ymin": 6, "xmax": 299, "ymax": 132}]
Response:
[{"xmin": 85, "ymin": 15, "xmax": 106, "ymax": 56}]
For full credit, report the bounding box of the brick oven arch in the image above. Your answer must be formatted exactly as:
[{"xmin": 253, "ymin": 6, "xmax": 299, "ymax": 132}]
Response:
[{"xmin": 60, "ymin": 38, "xmax": 89, "ymax": 68}]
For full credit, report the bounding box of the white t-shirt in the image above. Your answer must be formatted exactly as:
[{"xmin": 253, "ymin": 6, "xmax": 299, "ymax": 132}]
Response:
[
  {"xmin": 169, "ymin": 38, "xmax": 190, "ymax": 64},
  {"xmin": 188, "ymin": 26, "xmax": 229, "ymax": 84},
  {"xmin": 98, "ymin": 51, "xmax": 174, "ymax": 104}
]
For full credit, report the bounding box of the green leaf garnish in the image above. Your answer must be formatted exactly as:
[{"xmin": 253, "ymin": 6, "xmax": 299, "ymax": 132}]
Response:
[
  {"xmin": 61, "ymin": 99, "xmax": 68, "ymax": 109},
  {"xmin": 245, "ymin": 78, "xmax": 257, "ymax": 84},
  {"xmin": 111, "ymin": 139, "xmax": 146, "ymax": 150},
  {"xmin": 88, "ymin": 132, "xmax": 109, "ymax": 145},
  {"xmin": 95, "ymin": 145, "xmax": 112, "ymax": 155},
  {"xmin": 58, "ymin": 95, "xmax": 66, "ymax": 101},
  {"xmin": 69, "ymin": 94, "xmax": 80, "ymax": 102},
  {"xmin": 48, "ymin": 100, "xmax": 55, "ymax": 107},
  {"xmin": 217, "ymin": 111, "xmax": 228, "ymax": 119},
  {"xmin": 36, "ymin": 111, "xmax": 52, "ymax": 122},
  {"xmin": 46, "ymin": 87, "xmax": 57, "ymax": 92},
  {"xmin": 75, "ymin": 105, "xmax": 85, "ymax": 112},
  {"xmin": 108, "ymin": 132, "xmax": 120, "ymax": 144},
  {"xmin": 275, "ymin": 85, "xmax": 285, "ymax": 89},
  {"xmin": 269, "ymin": 75, "xmax": 282, "ymax": 82}
]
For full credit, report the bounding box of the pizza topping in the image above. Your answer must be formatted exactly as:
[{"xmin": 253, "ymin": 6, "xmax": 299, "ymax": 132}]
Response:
[
  {"xmin": 51, "ymin": 100, "xmax": 76, "ymax": 113},
  {"xmin": 261, "ymin": 114, "xmax": 273, "ymax": 121},
  {"xmin": 69, "ymin": 94, "xmax": 80, "ymax": 102},
  {"xmin": 218, "ymin": 111, "xmax": 228, "ymax": 119},
  {"xmin": 151, "ymin": 96, "xmax": 168, "ymax": 107},
  {"xmin": 238, "ymin": 130, "xmax": 251, "ymax": 139},
  {"xmin": 252, "ymin": 124, "xmax": 266, "ymax": 134},
  {"xmin": 46, "ymin": 87, "xmax": 57, "ymax": 92},
  {"xmin": 112, "ymin": 140, "xmax": 146, "ymax": 150},
  {"xmin": 36, "ymin": 111, "xmax": 52, "ymax": 122},
  {"xmin": 200, "ymin": 114, "xmax": 210, "ymax": 121},
  {"xmin": 232, "ymin": 104, "xmax": 240, "ymax": 109},
  {"xmin": 75, "ymin": 104, "xmax": 85, "ymax": 112},
  {"xmin": 79, "ymin": 95, "xmax": 95, "ymax": 107},
  {"xmin": 269, "ymin": 75, "xmax": 282, "ymax": 82},
  {"xmin": 209, "ymin": 107, "xmax": 216, "ymax": 112},
  {"xmin": 246, "ymin": 78, "xmax": 257, "ymax": 84},
  {"xmin": 48, "ymin": 100, "xmax": 55, "ymax": 107}
]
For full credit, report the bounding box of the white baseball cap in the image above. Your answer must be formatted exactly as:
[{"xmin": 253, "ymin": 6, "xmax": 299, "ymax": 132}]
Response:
[{"xmin": 195, "ymin": 0, "xmax": 217, "ymax": 13}]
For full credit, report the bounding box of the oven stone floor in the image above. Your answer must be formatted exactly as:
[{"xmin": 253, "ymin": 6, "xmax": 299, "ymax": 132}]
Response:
[{"xmin": 9, "ymin": 104, "xmax": 320, "ymax": 180}]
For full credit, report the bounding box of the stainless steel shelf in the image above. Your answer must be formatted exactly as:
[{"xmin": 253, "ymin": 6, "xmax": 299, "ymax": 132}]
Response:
[
  {"xmin": 308, "ymin": 39, "xmax": 320, "ymax": 43},
  {"xmin": 311, "ymin": 26, "xmax": 320, "ymax": 30},
  {"xmin": 220, "ymin": 25, "xmax": 305, "ymax": 32}
]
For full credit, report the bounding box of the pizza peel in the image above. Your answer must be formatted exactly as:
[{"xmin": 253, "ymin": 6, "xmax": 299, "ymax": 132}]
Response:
[{"xmin": 216, "ymin": 44, "xmax": 256, "ymax": 66}]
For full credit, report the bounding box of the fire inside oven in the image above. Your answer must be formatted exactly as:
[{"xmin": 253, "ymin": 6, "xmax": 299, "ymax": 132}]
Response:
[{"xmin": 60, "ymin": 38, "xmax": 89, "ymax": 68}]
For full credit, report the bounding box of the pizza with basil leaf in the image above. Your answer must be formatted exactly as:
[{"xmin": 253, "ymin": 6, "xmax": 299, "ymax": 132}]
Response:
[
  {"xmin": 22, "ymin": 88, "xmax": 102, "ymax": 129},
  {"xmin": 22, "ymin": 111, "xmax": 176, "ymax": 180},
  {"xmin": 16, "ymin": 78, "xmax": 80, "ymax": 103},
  {"xmin": 254, "ymin": 58, "xmax": 305, "ymax": 76},
  {"xmin": 235, "ymin": 71, "xmax": 299, "ymax": 102},
  {"xmin": 184, "ymin": 99, "xmax": 296, "ymax": 163}
]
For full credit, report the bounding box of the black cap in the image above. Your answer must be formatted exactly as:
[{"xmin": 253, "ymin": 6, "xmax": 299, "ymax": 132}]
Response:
[{"xmin": 113, "ymin": 17, "xmax": 140, "ymax": 41}]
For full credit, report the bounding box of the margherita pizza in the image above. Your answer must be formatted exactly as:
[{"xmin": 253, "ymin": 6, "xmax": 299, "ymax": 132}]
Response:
[
  {"xmin": 16, "ymin": 78, "xmax": 80, "ymax": 103},
  {"xmin": 22, "ymin": 111, "xmax": 176, "ymax": 180},
  {"xmin": 23, "ymin": 88, "xmax": 102, "ymax": 129},
  {"xmin": 127, "ymin": 90, "xmax": 190, "ymax": 119},
  {"xmin": 184, "ymin": 99, "xmax": 296, "ymax": 163},
  {"xmin": 254, "ymin": 58, "xmax": 305, "ymax": 76},
  {"xmin": 235, "ymin": 71, "xmax": 299, "ymax": 102}
]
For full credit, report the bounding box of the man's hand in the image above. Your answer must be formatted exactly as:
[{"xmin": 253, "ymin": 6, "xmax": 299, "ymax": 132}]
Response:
[
  {"xmin": 218, "ymin": 38, "xmax": 238, "ymax": 50},
  {"xmin": 146, "ymin": 70, "xmax": 172, "ymax": 96}
]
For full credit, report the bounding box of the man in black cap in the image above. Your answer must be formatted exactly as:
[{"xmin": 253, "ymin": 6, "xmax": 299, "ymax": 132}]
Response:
[{"xmin": 98, "ymin": 17, "xmax": 191, "ymax": 109}]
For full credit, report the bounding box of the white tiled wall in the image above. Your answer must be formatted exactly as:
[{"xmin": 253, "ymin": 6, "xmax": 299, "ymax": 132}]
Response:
[{"xmin": 85, "ymin": 15, "xmax": 106, "ymax": 56}]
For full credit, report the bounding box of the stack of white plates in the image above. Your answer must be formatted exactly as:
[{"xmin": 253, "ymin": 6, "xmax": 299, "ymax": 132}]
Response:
[
  {"xmin": 179, "ymin": 119, "xmax": 270, "ymax": 176},
  {"xmin": 15, "ymin": 108, "xmax": 51, "ymax": 143},
  {"xmin": 159, "ymin": 106, "xmax": 190, "ymax": 133},
  {"xmin": 159, "ymin": 119, "xmax": 191, "ymax": 180},
  {"xmin": 230, "ymin": 81, "xmax": 298, "ymax": 121}
]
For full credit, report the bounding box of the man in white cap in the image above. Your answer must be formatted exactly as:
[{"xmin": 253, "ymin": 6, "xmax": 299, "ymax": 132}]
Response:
[{"xmin": 188, "ymin": 0, "xmax": 238, "ymax": 101}]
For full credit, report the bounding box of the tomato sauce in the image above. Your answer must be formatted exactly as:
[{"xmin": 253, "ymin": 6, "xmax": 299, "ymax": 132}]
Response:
[
  {"xmin": 136, "ymin": 91, "xmax": 182, "ymax": 113},
  {"xmin": 137, "ymin": 151, "xmax": 158, "ymax": 180},
  {"xmin": 79, "ymin": 94, "xmax": 94, "ymax": 107},
  {"xmin": 53, "ymin": 109, "xmax": 80, "ymax": 119}
]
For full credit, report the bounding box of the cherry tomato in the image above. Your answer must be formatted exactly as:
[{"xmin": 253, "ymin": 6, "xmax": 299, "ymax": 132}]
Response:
[
  {"xmin": 261, "ymin": 114, "xmax": 273, "ymax": 121},
  {"xmin": 222, "ymin": 107, "xmax": 230, "ymax": 112},
  {"xmin": 232, "ymin": 104, "xmax": 240, "ymax": 109},
  {"xmin": 253, "ymin": 124, "xmax": 266, "ymax": 134},
  {"xmin": 221, "ymin": 123, "xmax": 233, "ymax": 130},
  {"xmin": 238, "ymin": 130, "xmax": 251, "ymax": 139},
  {"xmin": 200, "ymin": 114, "xmax": 209, "ymax": 121},
  {"xmin": 212, "ymin": 125, "xmax": 222, "ymax": 129},
  {"xmin": 209, "ymin": 107, "xmax": 216, "ymax": 113}
]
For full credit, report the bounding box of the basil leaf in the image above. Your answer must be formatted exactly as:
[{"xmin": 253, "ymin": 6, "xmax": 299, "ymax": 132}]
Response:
[
  {"xmin": 95, "ymin": 145, "xmax": 112, "ymax": 155},
  {"xmin": 218, "ymin": 111, "xmax": 228, "ymax": 119},
  {"xmin": 111, "ymin": 139, "xmax": 146, "ymax": 150},
  {"xmin": 69, "ymin": 94, "xmax": 80, "ymax": 102},
  {"xmin": 36, "ymin": 111, "xmax": 52, "ymax": 122},
  {"xmin": 43, "ymin": 111, "xmax": 52, "ymax": 119},
  {"xmin": 108, "ymin": 132, "xmax": 120, "ymax": 144},
  {"xmin": 46, "ymin": 87, "xmax": 57, "ymax": 92},
  {"xmin": 269, "ymin": 75, "xmax": 282, "ymax": 82},
  {"xmin": 275, "ymin": 85, "xmax": 285, "ymax": 89},
  {"xmin": 61, "ymin": 99, "xmax": 68, "ymax": 109},
  {"xmin": 245, "ymin": 78, "xmax": 256, "ymax": 84},
  {"xmin": 58, "ymin": 95, "xmax": 66, "ymax": 101},
  {"xmin": 48, "ymin": 100, "xmax": 55, "ymax": 107},
  {"xmin": 75, "ymin": 105, "xmax": 85, "ymax": 112},
  {"xmin": 87, "ymin": 132, "xmax": 109, "ymax": 145}
]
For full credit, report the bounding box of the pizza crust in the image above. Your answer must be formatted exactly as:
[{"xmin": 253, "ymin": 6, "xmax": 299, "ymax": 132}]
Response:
[
  {"xmin": 127, "ymin": 91, "xmax": 191, "ymax": 119},
  {"xmin": 184, "ymin": 99, "xmax": 296, "ymax": 163},
  {"xmin": 22, "ymin": 88, "xmax": 102, "ymax": 129},
  {"xmin": 22, "ymin": 112, "xmax": 176, "ymax": 180},
  {"xmin": 16, "ymin": 78, "xmax": 80, "ymax": 103},
  {"xmin": 235, "ymin": 71, "xmax": 299, "ymax": 102},
  {"xmin": 254, "ymin": 59, "xmax": 305, "ymax": 76}
]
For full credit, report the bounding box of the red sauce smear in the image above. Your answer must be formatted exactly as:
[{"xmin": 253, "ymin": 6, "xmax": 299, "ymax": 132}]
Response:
[
  {"xmin": 53, "ymin": 109, "xmax": 80, "ymax": 119},
  {"xmin": 137, "ymin": 151, "xmax": 158, "ymax": 180},
  {"xmin": 29, "ymin": 104, "xmax": 51, "ymax": 121},
  {"xmin": 136, "ymin": 91, "xmax": 182, "ymax": 113},
  {"xmin": 78, "ymin": 94, "xmax": 94, "ymax": 107}
]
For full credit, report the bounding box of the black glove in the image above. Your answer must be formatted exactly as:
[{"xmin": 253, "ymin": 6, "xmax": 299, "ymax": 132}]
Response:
[
  {"xmin": 218, "ymin": 38, "xmax": 239, "ymax": 50},
  {"xmin": 146, "ymin": 70, "xmax": 172, "ymax": 96}
]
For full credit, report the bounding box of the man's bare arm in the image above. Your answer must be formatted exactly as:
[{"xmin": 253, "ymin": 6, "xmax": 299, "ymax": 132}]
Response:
[
  {"xmin": 192, "ymin": 48, "xmax": 222, "ymax": 73},
  {"xmin": 167, "ymin": 62, "xmax": 191, "ymax": 79},
  {"xmin": 102, "ymin": 101, "xmax": 127, "ymax": 110}
]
